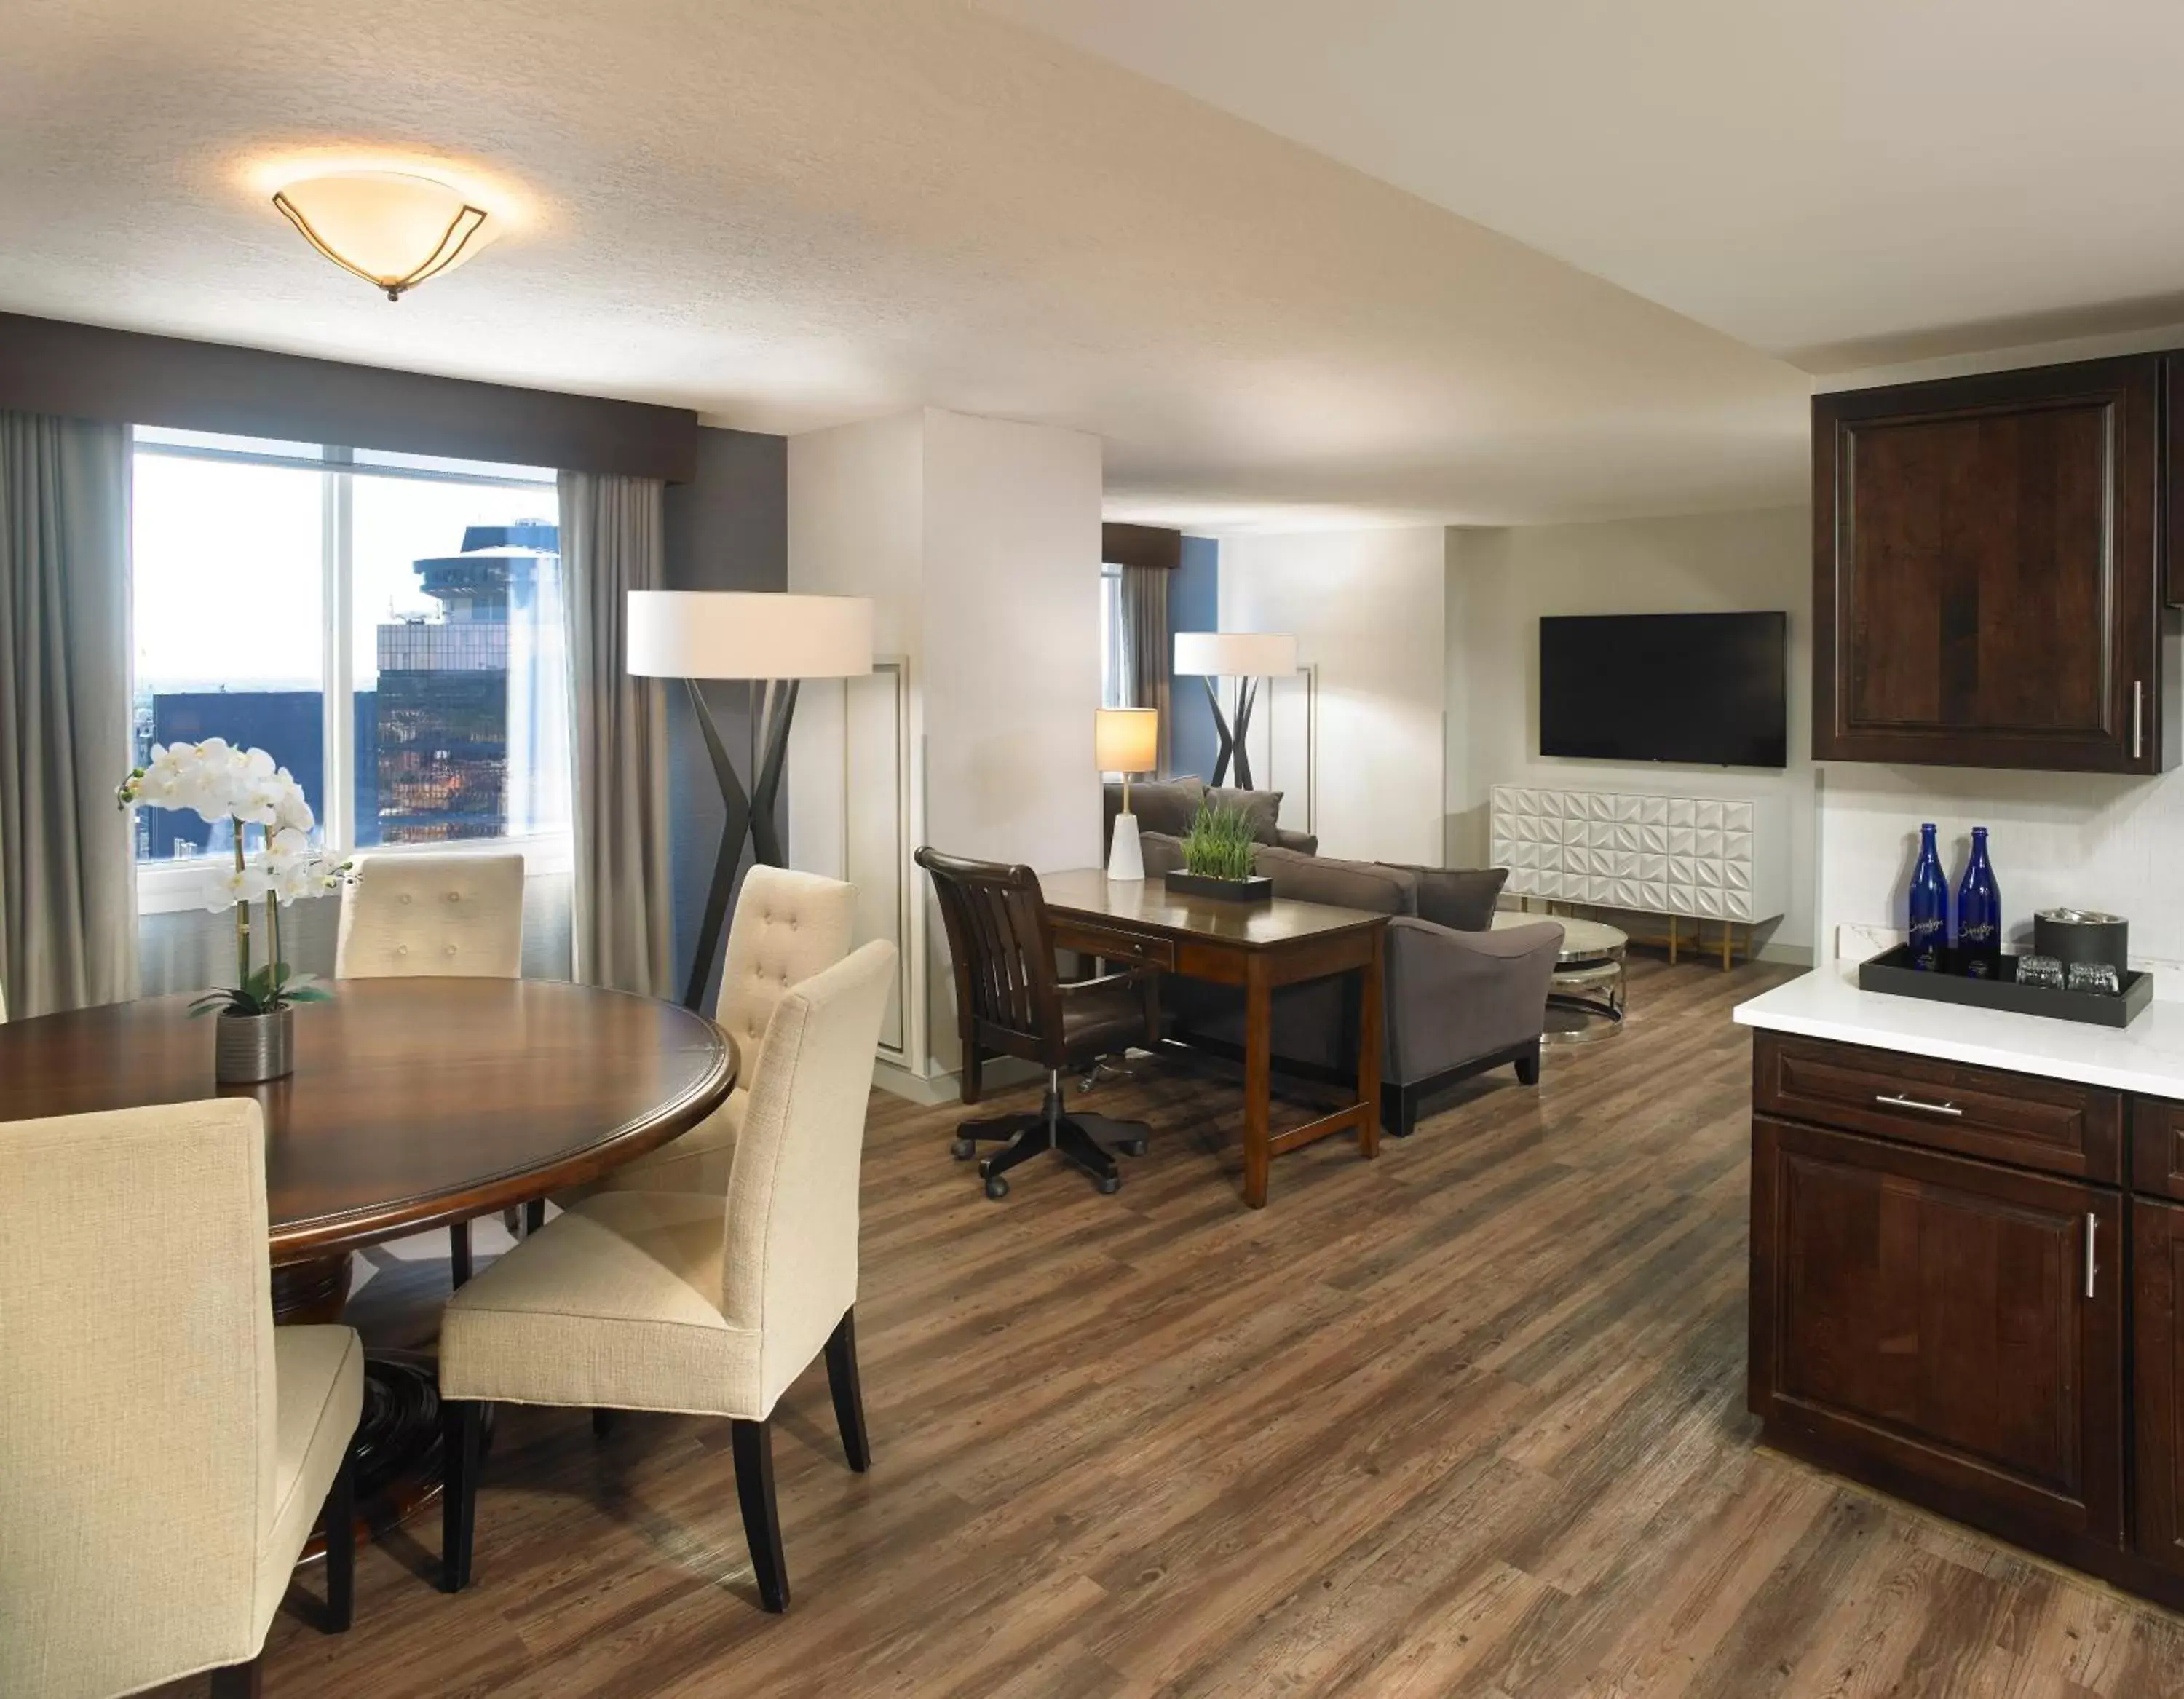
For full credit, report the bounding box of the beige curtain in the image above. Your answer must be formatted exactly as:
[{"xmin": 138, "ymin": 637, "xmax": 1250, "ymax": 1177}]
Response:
[
  {"xmin": 0, "ymin": 413, "xmax": 138, "ymax": 1017},
  {"xmin": 559, "ymin": 470, "xmax": 673, "ymax": 997},
  {"xmin": 1119, "ymin": 563, "xmax": 1173, "ymax": 775}
]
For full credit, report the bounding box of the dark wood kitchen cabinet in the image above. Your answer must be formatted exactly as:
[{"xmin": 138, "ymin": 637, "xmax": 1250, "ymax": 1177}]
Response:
[
  {"xmin": 2134, "ymin": 1195, "xmax": 2184, "ymax": 1578},
  {"xmin": 1813, "ymin": 354, "xmax": 2169, "ymax": 774},
  {"xmin": 1750, "ymin": 1112, "xmax": 2124, "ymax": 1553}
]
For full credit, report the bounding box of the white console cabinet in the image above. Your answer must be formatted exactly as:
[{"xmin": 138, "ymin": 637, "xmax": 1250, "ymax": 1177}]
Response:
[{"xmin": 1489, "ymin": 785, "xmax": 1787, "ymax": 926}]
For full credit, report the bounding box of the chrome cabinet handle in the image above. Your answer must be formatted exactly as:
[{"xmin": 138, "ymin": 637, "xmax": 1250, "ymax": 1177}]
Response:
[
  {"xmin": 2086, "ymin": 1213, "xmax": 2098, "ymax": 1299},
  {"xmin": 1875, "ymin": 1092, "xmax": 1963, "ymax": 1117},
  {"xmin": 2135, "ymin": 681, "xmax": 2145, "ymax": 761}
]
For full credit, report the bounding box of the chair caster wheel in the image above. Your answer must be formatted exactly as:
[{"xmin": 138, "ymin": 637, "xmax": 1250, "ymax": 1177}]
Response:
[
  {"xmin": 984, "ymin": 1176, "xmax": 1009, "ymax": 1200},
  {"xmin": 951, "ymin": 1137, "xmax": 976, "ymax": 1160},
  {"xmin": 1095, "ymin": 1175, "xmax": 1122, "ymax": 1195},
  {"xmin": 1117, "ymin": 1138, "xmax": 1148, "ymax": 1157}
]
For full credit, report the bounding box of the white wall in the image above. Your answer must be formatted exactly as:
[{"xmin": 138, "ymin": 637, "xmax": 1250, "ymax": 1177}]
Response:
[
  {"xmin": 1217, "ymin": 526, "xmax": 1446, "ymax": 865},
  {"xmin": 787, "ymin": 407, "xmax": 1103, "ymax": 1082},
  {"xmin": 1445, "ymin": 507, "xmax": 1816, "ymax": 961}
]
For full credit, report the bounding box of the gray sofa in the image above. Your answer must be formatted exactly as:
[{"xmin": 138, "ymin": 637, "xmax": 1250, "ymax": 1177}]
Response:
[
  {"xmin": 1102, "ymin": 775, "xmax": 1318, "ymax": 858},
  {"xmin": 1137, "ymin": 831, "xmax": 1562, "ymax": 1136}
]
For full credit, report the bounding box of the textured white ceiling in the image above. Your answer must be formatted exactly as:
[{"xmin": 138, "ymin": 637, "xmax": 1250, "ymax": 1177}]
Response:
[
  {"xmin": 1, "ymin": 0, "xmax": 1808, "ymax": 527},
  {"xmin": 983, "ymin": 0, "xmax": 2184, "ymax": 373}
]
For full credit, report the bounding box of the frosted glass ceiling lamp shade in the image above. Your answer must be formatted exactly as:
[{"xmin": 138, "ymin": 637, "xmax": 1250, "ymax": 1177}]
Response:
[
  {"xmin": 626, "ymin": 591, "xmax": 874, "ymax": 681},
  {"xmin": 1171, "ymin": 632, "xmax": 1297, "ymax": 791},
  {"xmin": 272, "ymin": 172, "xmax": 496, "ymax": 302},
  {"xmin": 624, "ymin": 590, "xmax": 875, "ymax": 1010},
  {"xmin": 1173, "ymin": 631, "xmax": 1298, "ymax": 679}
]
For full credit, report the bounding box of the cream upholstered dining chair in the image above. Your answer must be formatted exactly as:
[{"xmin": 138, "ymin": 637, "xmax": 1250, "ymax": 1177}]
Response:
[
  {"xmin": 439, "ymin": 938, "xmax": 897, "ymax": 1614},
  {"xmin": 590, "ymin": 864, "xmax": 858, "ymax": 1197},
  {"xmin": 0, "ymin": 1099, "xmax": 363, "ymax": 1699},
  {"xmin": 335, "ymin": 850, "xmax": 526, "ymax": 981},
  {"xmin": 337, "ymin": 850, "xmax": 526, "ymax": 1279}
]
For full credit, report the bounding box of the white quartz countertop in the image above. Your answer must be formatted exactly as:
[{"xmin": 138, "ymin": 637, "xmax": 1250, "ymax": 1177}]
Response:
[{"xmin": 1733, "ymin": 970, "xmax": 2184, "ymax": 1099}]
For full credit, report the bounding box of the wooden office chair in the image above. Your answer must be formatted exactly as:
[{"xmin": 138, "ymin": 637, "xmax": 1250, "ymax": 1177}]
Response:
[{"xmin": 914, "ymin": 848, "xmax": 1158, "ymax": 1200}]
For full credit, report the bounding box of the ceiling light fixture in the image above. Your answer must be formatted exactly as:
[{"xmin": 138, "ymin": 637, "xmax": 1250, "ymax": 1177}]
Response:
[{"xmin": 272, "ymin": 170, "xmax": 496, "ymax": 301}]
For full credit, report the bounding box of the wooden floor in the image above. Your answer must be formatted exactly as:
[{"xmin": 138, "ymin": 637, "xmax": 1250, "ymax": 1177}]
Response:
[{"xmin": 181, "ymin": 954, "xmax": 2184, "ymax": 1698}]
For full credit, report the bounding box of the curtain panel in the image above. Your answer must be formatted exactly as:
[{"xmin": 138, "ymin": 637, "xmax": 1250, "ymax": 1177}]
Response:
[
  {"xmin": 559, "ymin": 470, "xmax": 673, "ymax": 998},
  {"xmin": 0, "ymin": 412, "xmax": 138, "ymax": 1017},
  {"xmin": 1118, "ymin": 563, "xmax": 1173, "ymax": 775}
]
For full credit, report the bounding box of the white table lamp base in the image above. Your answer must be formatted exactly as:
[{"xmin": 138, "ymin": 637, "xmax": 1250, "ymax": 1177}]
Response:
[{"xmin": 1107, "ymin": 812, "xmax": 1146, "ymax": 882}]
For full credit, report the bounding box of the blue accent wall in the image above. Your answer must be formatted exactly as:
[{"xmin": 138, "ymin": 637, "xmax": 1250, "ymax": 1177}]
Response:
[{"xmin": 1168, "ymin": 534, "xmax": 1220, "ymax": 780}]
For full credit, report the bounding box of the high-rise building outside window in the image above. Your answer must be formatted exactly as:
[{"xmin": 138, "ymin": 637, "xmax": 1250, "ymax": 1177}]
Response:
[{"xmin": 130, "ymin": 427, "xmax": 569, "ymax": 913}]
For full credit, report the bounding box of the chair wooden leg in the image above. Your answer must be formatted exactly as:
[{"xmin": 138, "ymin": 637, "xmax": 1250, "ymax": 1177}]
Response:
[
  {"xmin": 824, "ymin": 1308, "xmax": 871, "ymax": 1473},
  {"xmin": 441, "ymin": 1398, "xmax": 482, "ymax": 1593},
  {"xmin": 210, "ymin": 1655, "xmax": 263, "ymax": 1698},
  {"xmin": 449, "ymin": 1221, "xmax": 473, "ymax": 1290},
  {"xmin": 730, "ymin": 1418, "xmax": 790, "ymax": 1612},
  {"xmin": 1516, "ymin": 1039, "xmax": 1542, "ymax": 1086},
  {"xmin": 524, "ymin": 1200, "xmax": 545, "ymax": 1235},
  {"xmin": 323, "ymin": 1441, "xmax": 356, "ymax": 1633}
]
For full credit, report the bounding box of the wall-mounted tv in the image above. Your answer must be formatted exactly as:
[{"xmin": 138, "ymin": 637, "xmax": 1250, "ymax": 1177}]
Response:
[{"xmin": 1540, "ymin": 612, "xmax": 1787, "ymax": 769}]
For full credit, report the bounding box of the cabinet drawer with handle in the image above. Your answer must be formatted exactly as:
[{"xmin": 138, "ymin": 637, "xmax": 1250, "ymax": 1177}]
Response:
[
  {"xmin": 1753, "ymin": 1033, "xmax": 2121, "ymax": 1182},
  {"xmin": 1049, "ymin": 920, "xmax": 1176, "ymax": 973}
]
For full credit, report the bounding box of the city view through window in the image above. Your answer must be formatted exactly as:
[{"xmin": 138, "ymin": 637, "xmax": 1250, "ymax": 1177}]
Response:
[{"xmin": 130, "ymin": 433, "xmax": 569, "ymax": 868}]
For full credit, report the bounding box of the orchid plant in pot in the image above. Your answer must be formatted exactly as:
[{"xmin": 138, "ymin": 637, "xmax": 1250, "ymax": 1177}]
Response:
[{"xmin": 118, "ymin": 739, "xmax": 350, "ymax": 1083}]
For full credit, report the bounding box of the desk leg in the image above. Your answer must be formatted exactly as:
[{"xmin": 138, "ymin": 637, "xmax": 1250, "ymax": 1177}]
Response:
[
  {"xmin": 1358, "ymin": 928, "xmax": 1383, "ymax": 1161},
  {"xmin": 1243, "ymin": 952, "xmax": 1273, "ymax": 1209}
]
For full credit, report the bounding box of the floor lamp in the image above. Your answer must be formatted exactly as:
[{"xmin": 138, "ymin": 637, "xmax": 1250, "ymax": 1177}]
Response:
[
  {"xmin": 627, "ymin": 590, "xmax": 874, "ymax": 1011},
  {"xmin": 1171, "ymin": 631, "xmax": 1299, "ymax": 789}
]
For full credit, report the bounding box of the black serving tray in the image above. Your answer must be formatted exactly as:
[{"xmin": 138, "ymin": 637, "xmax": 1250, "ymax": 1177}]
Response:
[
  {"xmin": 1857, "ymin": 943, "xmax": 2152, "ymax": 1029},
  {"xmin": 1163, "ymin": 871, "xmax": 1274, "ymax": 903}
]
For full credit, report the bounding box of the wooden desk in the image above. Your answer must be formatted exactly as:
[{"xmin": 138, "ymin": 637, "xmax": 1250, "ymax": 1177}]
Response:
[{"xmin": 1040, "ymin": 869, "xmax": 1387, "ymax": 1208}]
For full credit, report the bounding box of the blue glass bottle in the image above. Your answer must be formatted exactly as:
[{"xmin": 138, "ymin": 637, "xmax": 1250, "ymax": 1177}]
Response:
[
  {"xmin": 1907, "ymin": 823, "xmax": 1949, "ymax": 971},
  {"xmin": 1956, "ymin": 826, "xmax": 2001, "ymax": 979}
]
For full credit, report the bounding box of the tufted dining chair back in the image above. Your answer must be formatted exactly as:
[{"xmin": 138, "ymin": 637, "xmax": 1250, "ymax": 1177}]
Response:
[
  {"xmin": 336, "ymin": 852, "xmax": 526, "ymax": 979},
  {"xmin": 713, "ymin": 865, "xmax": 861, "ymax": 1074}
]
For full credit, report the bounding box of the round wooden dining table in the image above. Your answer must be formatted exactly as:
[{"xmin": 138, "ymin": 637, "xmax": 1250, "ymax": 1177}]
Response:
[{"xmin": 0, "ymin": 977, "xmax": 737, "ymax": 1537}]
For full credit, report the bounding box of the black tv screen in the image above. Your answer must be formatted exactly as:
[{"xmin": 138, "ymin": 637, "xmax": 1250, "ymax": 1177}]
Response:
[{"xmin": 1540, "ymin": 612, "xmax": 1787, "ymax": 768}]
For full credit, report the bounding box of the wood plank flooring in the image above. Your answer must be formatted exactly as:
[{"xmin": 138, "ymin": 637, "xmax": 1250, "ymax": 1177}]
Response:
[{"xmin": 172, "ymin": 955, "xmax": 2184, "ymax": 1697}]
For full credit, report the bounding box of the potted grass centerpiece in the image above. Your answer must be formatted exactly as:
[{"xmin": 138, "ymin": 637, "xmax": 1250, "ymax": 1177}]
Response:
[
  {"xmin": 1165, "ymin": 801, "xmax": 1273, "ymax": 903},
  {"xmin": 118, "ymin": 739, "xmax": 349, "ymax": 1083}
]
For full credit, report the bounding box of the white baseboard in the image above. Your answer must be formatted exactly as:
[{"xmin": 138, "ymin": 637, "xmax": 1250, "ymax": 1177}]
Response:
[
  {"xmin": 870, "ymin": 1053, "xmax": 1042, "ymax": 1106},
  {"xmin": 1757, "ymin": 942, "xmax": 1813, "ymax": 967}
]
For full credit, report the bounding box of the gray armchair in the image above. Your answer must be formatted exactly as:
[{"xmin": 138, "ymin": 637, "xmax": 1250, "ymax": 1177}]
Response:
[{"xmin": 1137, "ymin": 832, "xmax": 1562, "ymax": 1136}]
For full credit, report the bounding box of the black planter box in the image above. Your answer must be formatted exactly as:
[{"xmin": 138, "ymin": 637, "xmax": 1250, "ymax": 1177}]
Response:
[
  {"xmin": 1163, "ymin": 871, "xmax": 1274, "ymax": 904},
  {"xmin": 1857, "ymin": 943, "xmax": 2153, "ymax": 1029}
]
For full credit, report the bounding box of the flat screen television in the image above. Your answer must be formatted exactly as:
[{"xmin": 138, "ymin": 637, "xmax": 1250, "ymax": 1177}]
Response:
[{"xmin": 1539, "ymin": 612, "xmax": 1787, "ymax": 768}]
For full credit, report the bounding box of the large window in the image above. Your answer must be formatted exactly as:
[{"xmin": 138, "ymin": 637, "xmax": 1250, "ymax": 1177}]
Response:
[{"xmin": 131, "ymin": 428, "xmax": 569, "ymax": 910}]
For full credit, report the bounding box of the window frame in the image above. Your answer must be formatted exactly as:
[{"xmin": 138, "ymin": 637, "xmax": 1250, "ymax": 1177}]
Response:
[{"xmin": 130, "ymin": 430, "xmax": 572, "ymax": 916}]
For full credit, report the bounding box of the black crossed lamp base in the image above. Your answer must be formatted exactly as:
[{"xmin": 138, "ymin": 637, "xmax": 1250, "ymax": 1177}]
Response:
[
  {"xmin": 1203, "ymin": 674, "xmax": 1261, "ymax": 790},
  {"xmin": 682, "ymin": 676, "xmax": 799, "ymax": 1012}
]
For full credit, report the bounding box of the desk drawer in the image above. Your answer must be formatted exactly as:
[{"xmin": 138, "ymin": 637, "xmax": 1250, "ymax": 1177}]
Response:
[
  {"xmin": 1754, "ymin": 1033, "xmax": 2121, "ymax": 1183},
  {"xmin": 1051, "ymin": 920, "xmax": 1176, "ymax": 973}
]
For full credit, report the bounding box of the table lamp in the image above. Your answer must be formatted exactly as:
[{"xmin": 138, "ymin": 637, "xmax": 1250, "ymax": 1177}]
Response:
[
  {"xmin": 1171, "ymin": 631, "xmax": 1298, "ymax": 789},
  {"xmin": 626, "ymin": 590, "xmax": 874, "ymax": 1010},
  {"xmin": 1097, "ymin": 707, "xmax": 1160, "ymax": 882}
]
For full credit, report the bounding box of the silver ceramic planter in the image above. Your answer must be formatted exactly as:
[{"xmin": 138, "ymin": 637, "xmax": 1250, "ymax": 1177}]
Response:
[{"xmin": 215, "ymin": 1006, "xmax": 294, "ymax": 1084}]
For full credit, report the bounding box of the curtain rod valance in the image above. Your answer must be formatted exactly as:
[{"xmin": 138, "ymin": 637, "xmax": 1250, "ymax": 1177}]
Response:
[
  {"xmin": 1101, "ymin": 522, "xmax": 1182, "ymax": 572},
  {"xmin": 0, "ymin": 312, "xmax": 699, "ymax": 484}
]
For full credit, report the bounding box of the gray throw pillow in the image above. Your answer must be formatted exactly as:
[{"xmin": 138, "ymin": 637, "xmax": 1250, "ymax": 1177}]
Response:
[
  {"xmin": 1205, "ymin": 785, "xmax": 1284, "ymax": 846},
  {"xmin": 1139, "ymin": 831, "xmax": 1187, "ymax": 876},
  {"xmin": 1124, "ymin": 776, "xmax": 1208, "ymax": 839},
  {"xmin": 1385, "ymin": 864, "xmax": 1509, "ymax": 932}
]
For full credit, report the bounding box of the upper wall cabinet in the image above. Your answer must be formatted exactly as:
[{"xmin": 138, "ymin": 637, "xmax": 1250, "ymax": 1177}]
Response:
[{"xmin": 1813, "ymin": 355, "xmax": 2169, "ymax": 774}]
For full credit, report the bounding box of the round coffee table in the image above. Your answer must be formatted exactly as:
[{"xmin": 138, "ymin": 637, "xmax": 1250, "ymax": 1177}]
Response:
[{"xmin": 1493, "ymin": 911, "xmax": 1627, "ymax": 1043}]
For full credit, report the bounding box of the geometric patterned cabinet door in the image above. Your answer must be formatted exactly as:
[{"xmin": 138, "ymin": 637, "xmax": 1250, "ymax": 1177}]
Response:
[{"xmin": 1489, "ymin": 785, "xmax": 1788, "ymax": 924}]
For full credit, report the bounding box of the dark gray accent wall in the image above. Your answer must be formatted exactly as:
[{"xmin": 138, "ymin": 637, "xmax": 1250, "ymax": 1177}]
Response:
[
  {"xmin": 662, "ymin": 426, "xmax": 788, "ymax": 1010},
  {"xmin": 1169, "ymin": 534, "xmax": 1220, "ymax": 780}
]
